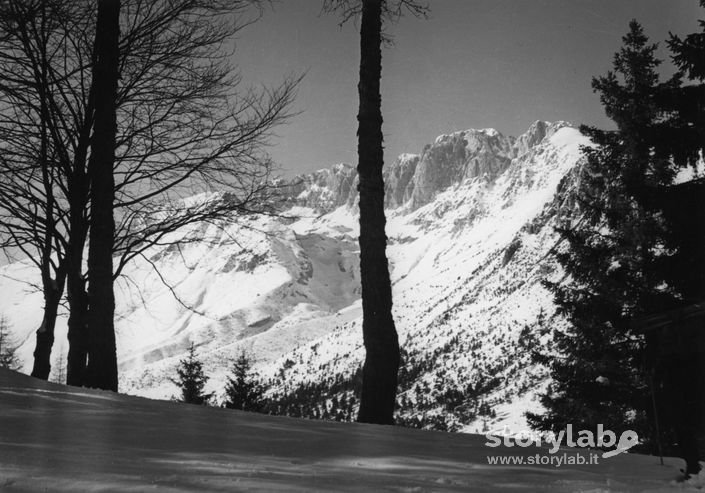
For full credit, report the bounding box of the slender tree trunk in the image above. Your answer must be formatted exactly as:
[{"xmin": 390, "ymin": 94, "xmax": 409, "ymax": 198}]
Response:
[
  {"xmin": 65, "ymin": 54, "xmax": 95, "ymax": 387},
  {"xmin": 30, "ymin": 52, "xmax": 62, "ymax": 380},
  {"xmin": 356, "ymin": 0, "xmax": 400, "ymax": 425},
  {"xmin": 84, "ymin": 0, "xmax": 120, "ymax": 391},
  {"xmin": 30, "ymin": 276, "xmax": 65, "ymax": 379},
  {"xmin": 65, "ymin": 136, "xmax": 90, "ymax": 386},
  {"xmin": 65, "ymin": 134, "xmax": 91, "ymax": 387},
  {"xmin": 66, "ymin": 258, "xmax": 88, "ymax": 386}
]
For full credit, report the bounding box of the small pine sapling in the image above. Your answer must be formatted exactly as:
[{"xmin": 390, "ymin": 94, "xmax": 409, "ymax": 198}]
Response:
[
  {"xmin": 223, "ymin": 350, "xmax": 265, "ymax": 412},
  {"xmin": 0, "ymin": 316, "xmax": 20, "ymax": 371},
  {"xmin": 171, "ymin": 343, "xmax": 212, "ymax": 405}
]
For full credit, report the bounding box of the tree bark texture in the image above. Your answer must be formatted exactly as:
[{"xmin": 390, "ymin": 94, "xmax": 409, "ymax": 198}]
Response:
[
  {"xmin": 355, "ymin": 0, "xmax": 400, "ymax": 425},
  {"xmin": 85, "ymin": 0, "xmax": 120, "ymax": 391},
  {"xmin": 30, "ymin": 276, "xmax": 65, "ymax": 379},
  {"xmin": 66, "ymin": 263, "xmax": 88, "ymax": 386}
]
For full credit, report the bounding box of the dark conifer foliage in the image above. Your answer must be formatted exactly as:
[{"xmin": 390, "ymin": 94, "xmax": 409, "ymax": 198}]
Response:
[
  {"xmin": 659, "ymin": 0, "xmax": 705, "ymax": 168},
  {"xmin": 656, "ymin": 4, "xmax": 705, "ymax": 475},
  {"xmin": 172, "ymin": 344, "xmax": 212, "ymax": 405},
  {"xmin": 223, "ymin": 352, "xmax": 265, "ymax": 412},
  {"xmin": 528, "ymin": 21, "xmax": 678, "ymax": 446},
  {"xmin": 668, "ymin": 1, "xmax": 705, "ymax": 82},
  {"xmin": 531, "ymin": 18, "xmax": 705, "ymax": 473}
]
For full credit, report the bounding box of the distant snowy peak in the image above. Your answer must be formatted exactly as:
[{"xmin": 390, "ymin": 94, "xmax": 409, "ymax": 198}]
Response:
[
  {"xmin": 399, "ymin": 120, "xmax": 575, "ymax": 210},
  {"xmin": 283, "ymin": 121, "xmax": 576, "ymax": 213},
  {"xmin": 514, "ymin": 120, "xmax": 572, "ymax": 157},
  {"xmin": 284, "ymin": 163, "xmax": 357, "ymax": 213},
  {"xmin": 409, "ymin": 127, "xmax": 515, "ymax": 208}
]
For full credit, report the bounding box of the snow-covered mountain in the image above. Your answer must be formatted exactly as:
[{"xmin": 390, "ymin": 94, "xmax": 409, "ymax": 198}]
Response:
[{"xmin": 0, "ymin": 120, "xmax": 589, "ymax": 433}]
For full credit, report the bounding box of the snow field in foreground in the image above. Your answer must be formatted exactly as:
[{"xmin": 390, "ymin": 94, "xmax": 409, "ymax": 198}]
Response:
[{"xmin": 0, "ymin": 369, "xmax": 702, "ymax": 492}]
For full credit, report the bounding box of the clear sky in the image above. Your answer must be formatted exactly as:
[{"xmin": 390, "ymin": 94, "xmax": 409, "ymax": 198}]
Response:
[{"xmin": 233, "ymin": 1, "xmax": 702, "ymax": 177}]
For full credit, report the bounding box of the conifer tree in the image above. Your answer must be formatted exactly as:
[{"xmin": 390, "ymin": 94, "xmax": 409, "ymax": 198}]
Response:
[
  {"xmin": 528, "ymin": 21, "xmax": 677, "ymax": 447},
  {"xmin": 652, "ymin": 4, "xmax": 705, "ymax": 475},
  {"xmin": 532, "ymin": 15, "xmax": 705, "ymax": 475},
  {"xmin": 172, "ymin": 343, "xmax": 212, "ymax": 405},
  {"xmin": 223, "ymin": 351, "xmax": 265, "ymax": 412},
  {"xmin": 51, "ymin": 351, "xmax": 67, "ymax": 385},
  {"xmin": 661, "ymin": 0, "xmax": 705, "ymax": 166},
  {"xmin": 0, "ymin": 316, "xmax": 20, "ymax": 371}
]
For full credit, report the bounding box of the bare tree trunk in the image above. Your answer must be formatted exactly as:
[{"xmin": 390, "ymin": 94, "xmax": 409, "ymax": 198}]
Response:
[
  {"xmin": 66, "ymin": 259, "xmax": 88, "ymax": 386},
  {"xmin": 85, "ymin": 0, "xmax": 120, "ymax": 391},
  {"xmin": 30, "ymin": 277, "xmax": 65, "ymax": 379},
  {"xmin": 65, "ymin": 49, "xmax": 95, "ymax": 386},
  {"xmin": 30, "ymin": 47, "xmax": 63, "ymax": 380},
  {"xmin": 356, "ymin": 0, "xmax": 400, "ymax": 425},
  {"xmin": 66, "ymin": 136, "xmax": 90, "ymax": 386}
]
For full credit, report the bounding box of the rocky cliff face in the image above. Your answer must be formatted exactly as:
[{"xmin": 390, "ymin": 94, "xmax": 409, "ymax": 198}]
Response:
[
  {"xmin": 384, "ymin": 153, "xmax": 419, "ymax": 209},
  {"xmin": 284, "ymin": 163, "xmax": 358, "ymax": 212},
  {"xmin": 408, "ymin": 127, "xmax": 515, "ymax": 208},
  {"xmin": 286, "ymin": 120, "xmax": 572, "ymax": 214}
]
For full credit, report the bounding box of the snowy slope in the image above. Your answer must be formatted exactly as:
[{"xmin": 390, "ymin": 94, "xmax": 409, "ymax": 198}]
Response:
[
  {"xmin": 1, "ymin": 121, "xmax": 589, "ymax": 432},
  {"xmin": 1, "ymin": 368, "xmax": 700, "ymax": 492}
]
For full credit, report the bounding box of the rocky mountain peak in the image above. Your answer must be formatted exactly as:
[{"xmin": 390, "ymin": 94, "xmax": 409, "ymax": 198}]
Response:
[
  {"xmin": 283, "ymin": 121, "xmax": 576, "ymax": 214},
  {"xmin": 408, "ymin": 127, "xmax": 516, "ymax": 208},
  {"xmin": 513, "ymin": 120, "xmax": 571, "ymax": 157},
  {"xmin": 283, "ymin": 162, "xmax": 357, "ymax": 213}
]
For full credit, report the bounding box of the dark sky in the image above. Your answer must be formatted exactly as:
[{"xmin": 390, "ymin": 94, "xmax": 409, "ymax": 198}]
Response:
[{"xmin": 233, "ymin": 1, "xmax": 702, "ymax": 177}]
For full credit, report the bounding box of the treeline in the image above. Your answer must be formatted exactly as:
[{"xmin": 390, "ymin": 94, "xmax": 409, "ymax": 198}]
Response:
[
  {"xmin": 171, "ymin": 345, "xmax": 361, "ymax": 418},
  {"xmin": 177, "ymin": 341, "xmax": 509, "ymax": 434}
]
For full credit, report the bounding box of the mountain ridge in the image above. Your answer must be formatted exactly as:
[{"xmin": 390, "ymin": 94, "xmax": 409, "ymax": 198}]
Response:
[{"xmin": 283, "ymin": 120, "xmax": 572, "ymax": 214}]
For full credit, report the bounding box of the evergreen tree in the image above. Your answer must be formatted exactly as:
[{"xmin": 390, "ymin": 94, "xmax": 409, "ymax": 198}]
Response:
[
  {"xmin": 51, "ymin": 351, "xmax": 67, "ymax": 385},
  {"xmin": 531, "ymin": 16, "xmax": 705, "ymax": 475},
  {"xmin": 660, "ymin": 0, "xmax": 705, "ymax": 167},
  {"xmin": 528, "ymin": 21, "xmax": 678, "ymax": 448},
  {"xmin": 651, "ymin": 5, "xmax": 705, "ymax": 476},
  {"xmin": 223, "ymin": 351, "xmax": 265, "ymax": 412},
  {"xmin": 0, "ymin": 316, "xmax": 20, "ymax": 371},
  {"xmin": 171, "ymin": 343, "xmax": 212, "ymax": 405}
]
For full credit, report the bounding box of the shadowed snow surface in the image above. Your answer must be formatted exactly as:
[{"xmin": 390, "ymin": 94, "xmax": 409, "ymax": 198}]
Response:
[{"xmin": 0, "ymin": 370, "xmax": 696, "ymax": 492}]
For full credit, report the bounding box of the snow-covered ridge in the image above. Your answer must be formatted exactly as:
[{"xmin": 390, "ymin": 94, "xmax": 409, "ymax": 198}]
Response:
[{"xmin": 282, "ymin": 120, "xmax": 573, "ymax": 213}]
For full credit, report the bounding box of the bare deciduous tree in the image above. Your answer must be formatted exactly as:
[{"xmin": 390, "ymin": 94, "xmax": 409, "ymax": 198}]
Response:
[
  {"xmin": 0, "ymin": 0, "xmax": 298, "ymax": 387},
  {"xmin": 0, "ymin": 0, "xmax": 91, "ymax": 380}
]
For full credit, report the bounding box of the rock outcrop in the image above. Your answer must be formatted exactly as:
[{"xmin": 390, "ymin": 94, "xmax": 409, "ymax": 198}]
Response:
[{"xmin": 282, "ymin": 121, "xmax": 574, "ymax": 214}]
